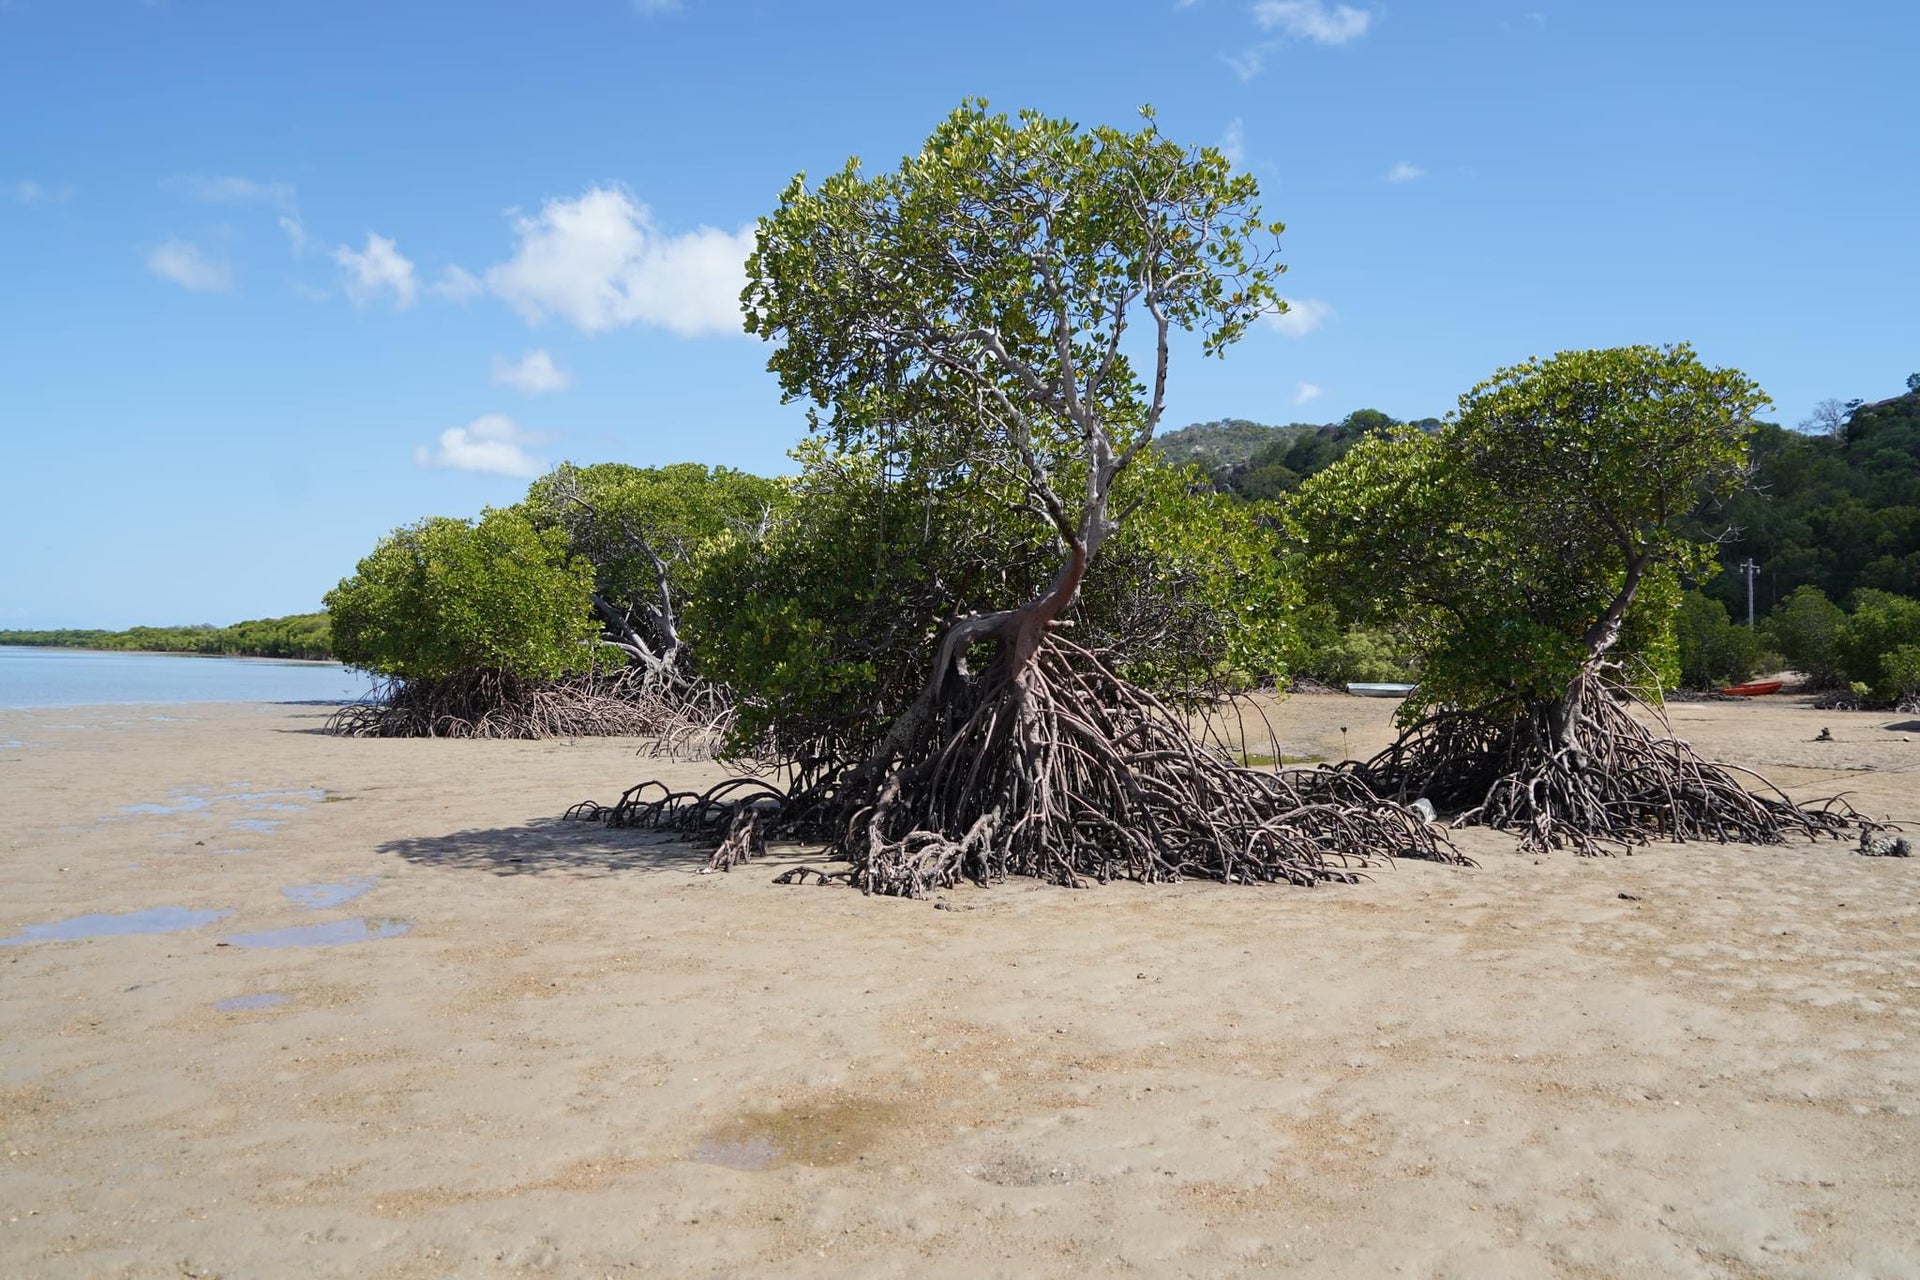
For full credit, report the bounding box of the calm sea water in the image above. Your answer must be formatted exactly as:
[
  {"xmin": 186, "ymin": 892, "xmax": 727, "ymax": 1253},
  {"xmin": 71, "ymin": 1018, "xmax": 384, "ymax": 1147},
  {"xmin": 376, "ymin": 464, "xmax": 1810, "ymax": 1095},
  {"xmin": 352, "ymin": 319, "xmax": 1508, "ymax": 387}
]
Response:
[{"xmin": 0, "ymin": 645, "xmax": 374, "ymax": 709}]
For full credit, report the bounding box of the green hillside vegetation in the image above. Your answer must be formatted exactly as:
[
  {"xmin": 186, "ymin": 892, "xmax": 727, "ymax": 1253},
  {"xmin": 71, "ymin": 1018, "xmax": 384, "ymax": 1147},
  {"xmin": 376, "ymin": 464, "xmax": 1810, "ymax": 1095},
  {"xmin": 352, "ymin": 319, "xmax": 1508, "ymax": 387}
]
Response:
[
  {"xmin": 0, "ymin": 612, "xmax": 332, "ymax": 661},
  {"xmin": 1704, "ymin": 387, "xmax": 1920, "ymax": 613},
  {"xmin": 1157, "ymin": 409, "xmax": 1445, "ymax": 503},
  {"xmin": 1153, "ymin": 418, "xmax": 1314, "ymax": 468}
]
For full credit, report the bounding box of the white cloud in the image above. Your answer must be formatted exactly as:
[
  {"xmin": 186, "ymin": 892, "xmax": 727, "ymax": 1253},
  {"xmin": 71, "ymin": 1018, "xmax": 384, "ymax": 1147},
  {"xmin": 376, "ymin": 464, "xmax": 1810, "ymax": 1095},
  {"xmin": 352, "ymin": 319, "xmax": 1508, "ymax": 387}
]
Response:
[
  {"xmin": 166, "ymin": 173, "xmax": 297, "ymax": 210},
  {"xmin": 165, "ymin": 173, "xmax": 310, "ymax": 258},
  {"xmin": 11, "ymin": 179, "xmax": 74, "ymax": 205},
  {"xmin": 1269, "ymin": 296, "xmax": 1331, "ymax": 337},
  {"xmin": 491, "ymin": 349, "xmax": 573, "ymax": 395},
  {"xmin": 413, "ymin": 414, "xmax": 548, "ymax": 478},
  {"xmin": 1294, "ymin": 381, "xmax": 1324, "ymax": 405},
  {"xmin": 433, "ymin": 265, "xmax": 484, "ymax": 302},
  {"xmin": 1224, "ymin": 42, "xmax": 1279, "ymax": 80},
  {"xmin": 1220, "ymin": 118, "xmax": 1247, "ymax": 168},
  {"xmin": 485, "ymin": 185, "xmax": 753, "ymax": 337},
  {"xmin": 1252, "ymin": 0, "xmax": 1372, "ymax": 44},
  {"xmin": 278, "ymin": 214, "xmax": 311, "ymax": 256},
  {"xmin": 333, "ymin": 233, "xmax": 418, "ymax": 309},
  {"xmin": 1385, "ymin": 161, "xmax": 1426, "ymax": 183},
  {"xmin": 147, "ymin": 239, "xmax": 233, "ymax": 292}
]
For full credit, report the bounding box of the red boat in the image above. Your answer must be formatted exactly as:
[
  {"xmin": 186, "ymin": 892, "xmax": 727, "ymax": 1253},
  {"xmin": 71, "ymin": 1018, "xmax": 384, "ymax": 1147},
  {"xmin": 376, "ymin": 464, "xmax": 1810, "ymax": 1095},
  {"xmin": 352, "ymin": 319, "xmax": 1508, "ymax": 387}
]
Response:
[{"xmin": 1719, "ymin": 679, "xmax": 1784, "ymax": 697}]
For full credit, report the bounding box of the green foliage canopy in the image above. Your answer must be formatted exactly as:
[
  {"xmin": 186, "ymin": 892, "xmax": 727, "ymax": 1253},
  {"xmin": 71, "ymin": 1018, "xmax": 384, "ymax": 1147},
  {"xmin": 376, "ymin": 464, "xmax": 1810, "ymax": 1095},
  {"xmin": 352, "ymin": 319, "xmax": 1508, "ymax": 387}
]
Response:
[
  {"xmin": 325, "ymin": 508, "xmax": 598, "ymax": 681},
  {"xmin": 1835, "ymin": 589, "xmax": 1920, "ymax": 700},
  {"xmin": 688, "ymin": 445, "xmax": 1294, "ymax": 757},
  {"xmin": 1672, "ymin": 590, "xmax": 1762, "ymax": 689},
  {"xmin": 521, "ymin": 461, "xmax": 783, "ymax": 669},
  {"xmin": 1760, "ymin": 585, "xmax": 1848, "ymax": 684},
  {"xmin": 743, "ymin": 100, "xmax": 1282, "ymax": 573},
  {"xmin": 1289, "ymin": 344, "xmax": 1767, "ymax": 714}
]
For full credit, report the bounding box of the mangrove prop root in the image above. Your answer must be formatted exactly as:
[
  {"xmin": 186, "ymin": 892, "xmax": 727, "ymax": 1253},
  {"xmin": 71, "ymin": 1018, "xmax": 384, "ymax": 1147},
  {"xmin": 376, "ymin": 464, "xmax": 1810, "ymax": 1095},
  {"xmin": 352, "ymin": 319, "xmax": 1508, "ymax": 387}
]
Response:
[
  {"xmin": 702, "ymin": 806, "xmax": 771, "ymax": 873},
  {"xmin": 1346, "ymin": 692, "xmax": 1890, "ymax": 856},
  {"xmin": 325, "ymin": 668, "xmax": 734, "ymax": 752},
  {"xmin": 574, "ymin": 636, "xmax": 1467, "ymax": 896},
  {"xmin": 771, "ymin": 865, "xmax": 857, "ymax": 886}
]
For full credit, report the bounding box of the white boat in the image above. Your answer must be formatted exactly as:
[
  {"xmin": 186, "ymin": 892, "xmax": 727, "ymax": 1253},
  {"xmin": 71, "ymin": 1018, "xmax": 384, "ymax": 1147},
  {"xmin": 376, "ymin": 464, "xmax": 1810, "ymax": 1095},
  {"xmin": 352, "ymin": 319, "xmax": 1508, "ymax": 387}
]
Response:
[{"xmin": 1346, "ymin": 682, "xmax": 1415, "ymax": 698}]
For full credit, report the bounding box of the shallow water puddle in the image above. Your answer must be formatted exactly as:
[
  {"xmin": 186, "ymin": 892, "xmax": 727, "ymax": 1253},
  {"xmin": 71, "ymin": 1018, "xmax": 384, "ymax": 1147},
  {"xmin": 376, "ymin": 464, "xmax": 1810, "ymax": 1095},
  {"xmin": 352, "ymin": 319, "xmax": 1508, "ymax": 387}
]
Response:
[
  {"xmin": 225, "ymin": 787, "xmax": 324, "ymax": 806},
  {"xmin": 121, "ymin": 789, "xmax": 211, "ymax": 816},
  {"xmin": 119, "ymin": 786, "xmax": 322, "ymax": 824},
  {"xmin": 222, "ymin": 917, "xmax": 411, "ymax": 949},
  {"xmin": 0, "ymin": 906, "xmax": 234, "ymax": 946},
  {"xmin": 212, "ymin": 992, "xmax": 289, "ymax": 1011},
  {"xmin": 281, "ymin": 877, "xmax": 376, "ymax": 910},
  {"xmin": 230, "ymin": 819, "xmax": 285, "ymax": 833},
  {"xmin": 691, "ymin": 1097, "xmax": 906, "ymax": 1171}
]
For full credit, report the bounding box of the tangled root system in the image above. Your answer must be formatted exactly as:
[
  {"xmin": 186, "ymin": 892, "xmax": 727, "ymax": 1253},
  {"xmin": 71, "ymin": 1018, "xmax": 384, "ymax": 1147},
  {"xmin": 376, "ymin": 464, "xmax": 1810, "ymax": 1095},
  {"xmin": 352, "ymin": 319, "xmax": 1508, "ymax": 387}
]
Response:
[
  {"xmin": 574, "ymin": 637, "xmax": 1466, "ymax": 896},
  {"xmin": 326, "ymin": 667, "xmax": 733, "ymax": 751},
  {"xmin": 1348, "ymin": 691, "xmax": 1883, "ymax": 855}
]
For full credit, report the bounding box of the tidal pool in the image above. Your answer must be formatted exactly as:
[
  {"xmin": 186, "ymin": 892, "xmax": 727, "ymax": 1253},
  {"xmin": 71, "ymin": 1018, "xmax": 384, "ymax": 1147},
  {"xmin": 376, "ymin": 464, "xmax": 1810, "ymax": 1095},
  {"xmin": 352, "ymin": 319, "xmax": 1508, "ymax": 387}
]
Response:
[
  {"xmin": 222, "ymin": 917, "xmax": 411, "ymax": 949},
  {"xmin": 212, "ymin": 992, "xmax": 290, "ymax": 1011},
  {"xmin": 0, "ymin": 906, "xmax": 234, "ymax": 946}
]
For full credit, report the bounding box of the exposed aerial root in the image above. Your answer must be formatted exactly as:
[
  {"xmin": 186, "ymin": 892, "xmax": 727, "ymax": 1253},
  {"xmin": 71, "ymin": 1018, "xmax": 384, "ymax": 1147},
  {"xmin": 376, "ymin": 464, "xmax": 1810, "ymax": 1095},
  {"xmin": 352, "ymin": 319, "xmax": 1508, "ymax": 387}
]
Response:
[
  {"xmin": 1348, "ymin": 691, "xmax": 1886, "ymax": 855},
  {"xmin": 325, "ymin": 668, "xmax": 733, "ymax": 751},
  {"xmin": 573, "ymin": 636, "xmax": 1467, "ymax": 896}
]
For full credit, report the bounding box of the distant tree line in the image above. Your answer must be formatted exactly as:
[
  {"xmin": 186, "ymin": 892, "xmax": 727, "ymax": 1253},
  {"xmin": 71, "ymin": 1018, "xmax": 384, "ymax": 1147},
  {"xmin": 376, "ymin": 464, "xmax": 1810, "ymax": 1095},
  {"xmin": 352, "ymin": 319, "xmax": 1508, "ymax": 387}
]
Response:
[{"xmin": 0, "ymin": 613, "xmax": 333, "ymax": 661}]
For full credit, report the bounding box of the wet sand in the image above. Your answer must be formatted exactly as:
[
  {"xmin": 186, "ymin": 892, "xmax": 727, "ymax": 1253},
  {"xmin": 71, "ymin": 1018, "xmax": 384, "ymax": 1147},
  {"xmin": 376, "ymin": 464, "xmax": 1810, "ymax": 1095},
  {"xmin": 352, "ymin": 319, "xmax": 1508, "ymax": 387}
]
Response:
[{"xmin": 1, "ymin": 697, "xmax": 1916, "ymax": 1278}]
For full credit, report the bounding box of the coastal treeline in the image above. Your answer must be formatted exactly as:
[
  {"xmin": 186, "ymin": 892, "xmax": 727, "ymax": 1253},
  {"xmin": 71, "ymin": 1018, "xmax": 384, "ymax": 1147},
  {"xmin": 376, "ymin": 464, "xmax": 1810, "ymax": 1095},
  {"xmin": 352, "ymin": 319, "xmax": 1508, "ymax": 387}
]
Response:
[{"xmin": 0, "ymin": 613, "xmax": 332, "ymax": 661}]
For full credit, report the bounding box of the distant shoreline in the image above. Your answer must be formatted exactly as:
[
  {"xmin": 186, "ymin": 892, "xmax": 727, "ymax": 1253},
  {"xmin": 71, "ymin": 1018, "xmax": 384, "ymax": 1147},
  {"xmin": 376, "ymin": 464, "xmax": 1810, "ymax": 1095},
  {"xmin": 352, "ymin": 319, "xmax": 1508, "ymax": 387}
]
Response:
[{"xmin": 0, "ymin": 643, "xmax": 343, "ymax": 667}]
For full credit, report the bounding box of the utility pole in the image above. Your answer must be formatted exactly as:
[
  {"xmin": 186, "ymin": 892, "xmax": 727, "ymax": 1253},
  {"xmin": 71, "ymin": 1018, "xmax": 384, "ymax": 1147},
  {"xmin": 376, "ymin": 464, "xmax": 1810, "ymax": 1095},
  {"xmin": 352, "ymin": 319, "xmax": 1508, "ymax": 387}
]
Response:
[{"xmin": 1738, "ymin": 558, "xmax": 1761, "ymax": 627}]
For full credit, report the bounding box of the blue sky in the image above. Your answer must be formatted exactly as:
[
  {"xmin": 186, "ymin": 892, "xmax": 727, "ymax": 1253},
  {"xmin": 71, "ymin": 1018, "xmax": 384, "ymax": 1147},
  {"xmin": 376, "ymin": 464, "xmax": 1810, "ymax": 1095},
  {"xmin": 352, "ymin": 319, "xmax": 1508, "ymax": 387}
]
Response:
[{"xmin": 2, "ymin": 0, "xmax": 1915, "ymax": 628}]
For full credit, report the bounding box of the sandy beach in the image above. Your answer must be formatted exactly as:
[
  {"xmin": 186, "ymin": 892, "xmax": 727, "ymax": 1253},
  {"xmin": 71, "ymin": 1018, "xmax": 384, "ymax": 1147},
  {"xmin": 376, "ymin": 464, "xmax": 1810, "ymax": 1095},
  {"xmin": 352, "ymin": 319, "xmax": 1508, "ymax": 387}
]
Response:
[{"xmin": 1, "ymin": 695, "xmax": 1916, "ymax": 1278}]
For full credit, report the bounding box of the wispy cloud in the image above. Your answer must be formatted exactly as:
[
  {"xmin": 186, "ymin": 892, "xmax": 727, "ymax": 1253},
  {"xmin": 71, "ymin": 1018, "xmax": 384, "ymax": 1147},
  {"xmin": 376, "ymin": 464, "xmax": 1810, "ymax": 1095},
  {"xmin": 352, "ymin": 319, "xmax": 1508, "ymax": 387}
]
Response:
[
  {"xmin": 413, "ymin": 414, "xmax": 548, "ymax": 478},
  {"xmin": 334, "ymin": 233, "xmax": 418, "ymax": 309},
  {"xmin": 278, "ymin": 214, "xmax": 311, "ymax": 257},
  {"xmin": 1219, "ymin": 118, "xmax": 1247, "ymax": 168},
  {"xmin": 1385, "ymin": 161, "xmax": 1426, "ymax": 183},
  {"xmin": 485, "ymin": 185, "xmax": 753, "ymax": 337},
  {"xmin": 11, "ymin": 179, "xmax": 75, "ymax": 205},
  {"xmin": 432, "ymin": 264, "xmax": 484, "ymax": 302},
  {"xmin": 165, "ymin": 173, "xmax": 297, "ymax": 210},
  {"xmin": 167, "ymin": 173, "xmax": 311, "ymax": 257},
  {"xmin": 632, "ymin": 0, "xmax": 681, "ymax": 12},
  {"xmin": 1269, "ymin": 296, "xmax": 1331, "ymax": 337},
  {"xmin": 1224, "ymin": 41, "xmax": 1279, "ymax": 80},
  {"xmin": 146, "ymin": 239, "xmax": 233, "ymax": 292},
  {"xmin": 491, "ymin": 349, "xmax": 573, "ymax": 395},
  {"xmin": 1231, "ymin": 0, "xmax": 1372, "ymax": 76},
  {"xmin": 1251, "ymin": 0, "xmax": 1372, "ymax": 44},
  {"xmin": 1294, "ymin": 381, "xmax": 1324, "ymax": 404}
]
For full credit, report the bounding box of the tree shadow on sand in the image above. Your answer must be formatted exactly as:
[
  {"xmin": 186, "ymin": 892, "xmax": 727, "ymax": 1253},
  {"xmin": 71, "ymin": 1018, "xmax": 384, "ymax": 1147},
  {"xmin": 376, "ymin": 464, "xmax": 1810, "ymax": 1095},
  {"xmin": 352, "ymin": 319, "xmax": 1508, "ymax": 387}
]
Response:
[{"xmin": 376, "ymin": 816, "xmax": 714, "ymax": 878}]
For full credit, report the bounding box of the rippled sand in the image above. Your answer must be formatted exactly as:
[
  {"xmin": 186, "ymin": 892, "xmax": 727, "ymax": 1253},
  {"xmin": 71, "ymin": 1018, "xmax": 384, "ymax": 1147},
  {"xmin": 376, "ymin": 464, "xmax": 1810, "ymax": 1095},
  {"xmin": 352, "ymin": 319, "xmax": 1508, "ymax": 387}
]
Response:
[{"xmin": 1, "ymin": 696, "xmax": 1915, "ymax": 1277}]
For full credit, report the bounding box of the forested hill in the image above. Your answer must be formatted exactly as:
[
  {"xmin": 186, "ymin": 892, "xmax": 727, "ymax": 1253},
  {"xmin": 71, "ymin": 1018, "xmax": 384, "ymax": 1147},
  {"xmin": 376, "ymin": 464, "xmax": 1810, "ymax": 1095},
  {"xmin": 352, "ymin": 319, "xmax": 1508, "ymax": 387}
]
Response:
[
  {"xmin": 0, "ymin": 612, "xmax": 332, "ymax": 661},
  {"xmin": 1154, "ymin": 419, "xmax": 1319, "ymax": 468},
  {"xmin": 1156, "ymin": 409, "xmax": 1442, "ymax": 500},
  {"xmin": 1704, "ymin": 387, "xmax": 1920, "ymax": 615}
]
